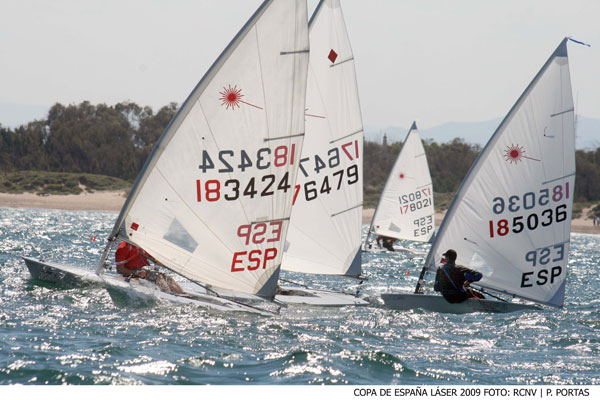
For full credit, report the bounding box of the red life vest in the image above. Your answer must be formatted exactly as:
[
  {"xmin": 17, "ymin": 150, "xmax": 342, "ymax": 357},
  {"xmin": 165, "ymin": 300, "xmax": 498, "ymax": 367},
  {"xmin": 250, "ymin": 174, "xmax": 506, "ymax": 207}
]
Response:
[{"xmin": 115, "ymin": 242, "xmax": 151, "ymax": 271}]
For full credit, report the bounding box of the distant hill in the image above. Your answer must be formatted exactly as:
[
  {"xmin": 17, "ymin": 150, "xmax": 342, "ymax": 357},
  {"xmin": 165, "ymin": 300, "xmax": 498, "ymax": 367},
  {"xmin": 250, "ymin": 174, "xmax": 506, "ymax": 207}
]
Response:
[
  {"xmin": 0, "ymin": 102, "xmax": 48, "ymax": 128},
  {"xmin": 366, "ymin": 115, "xmax": 600, "ymax": 150},
  {"xmin": 2, "ymin": 102, "xmax": 598, "ymax": 149}
]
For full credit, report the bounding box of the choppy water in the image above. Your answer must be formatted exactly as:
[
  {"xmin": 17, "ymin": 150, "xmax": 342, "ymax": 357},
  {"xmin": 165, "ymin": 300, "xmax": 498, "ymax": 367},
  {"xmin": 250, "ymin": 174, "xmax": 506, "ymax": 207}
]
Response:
[{"xmin": 1, "ymin": 207, "xmax": 599, "ymax": 385}]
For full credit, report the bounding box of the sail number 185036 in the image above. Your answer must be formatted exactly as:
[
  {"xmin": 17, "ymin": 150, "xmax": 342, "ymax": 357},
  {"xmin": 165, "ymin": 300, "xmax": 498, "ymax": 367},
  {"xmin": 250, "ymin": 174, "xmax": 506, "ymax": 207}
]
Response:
[{"xmin": 489, "ymin": 204, "xmax": 567, "ymax": 238}]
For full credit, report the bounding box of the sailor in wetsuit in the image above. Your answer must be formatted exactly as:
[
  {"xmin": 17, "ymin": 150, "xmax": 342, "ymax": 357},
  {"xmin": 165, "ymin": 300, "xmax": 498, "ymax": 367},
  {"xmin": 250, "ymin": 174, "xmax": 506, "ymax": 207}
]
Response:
[
  {"xmin": 115, "ymin": 241, "xmax": 184, "ymax": 294},
  {"xmin": 434, "ymin": 249, "xmax": 484, "ymax": 303},
  {"xmin": 376, "ymin": 235, "xmax": 397, "ymax": 251}
]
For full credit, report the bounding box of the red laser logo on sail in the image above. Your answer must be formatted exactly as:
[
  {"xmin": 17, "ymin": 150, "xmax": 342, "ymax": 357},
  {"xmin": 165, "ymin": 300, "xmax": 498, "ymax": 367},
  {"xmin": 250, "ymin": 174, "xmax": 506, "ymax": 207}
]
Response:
[
  {"xmin": 504, "ymin": 144, "xmax": 540, "ymax": 164},
  {"xmin": 219, "ymin": 85, "xmax": 262, "ymax": 110}
]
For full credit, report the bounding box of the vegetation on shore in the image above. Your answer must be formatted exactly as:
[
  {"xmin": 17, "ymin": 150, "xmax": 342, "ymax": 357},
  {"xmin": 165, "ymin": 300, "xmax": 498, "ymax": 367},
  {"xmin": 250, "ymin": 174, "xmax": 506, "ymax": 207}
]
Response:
[
  {"xmin": 2, "ymin": 100, "xmax": 600, "ymax": 219},
  {"xmin": 0, "ymin": 171, "xmax": 130, "ymax": 195}
]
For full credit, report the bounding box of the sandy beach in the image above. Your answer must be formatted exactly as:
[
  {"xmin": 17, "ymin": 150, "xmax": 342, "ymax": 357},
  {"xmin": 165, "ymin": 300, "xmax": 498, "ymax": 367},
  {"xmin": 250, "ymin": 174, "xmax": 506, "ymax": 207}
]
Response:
[
  {"xmin": 0, "ymin": 191, "xmax": 598, "ymax": 234},
  {"xmin": 0, "ymin": 191, "xmax": 126, "ymax": 212}
]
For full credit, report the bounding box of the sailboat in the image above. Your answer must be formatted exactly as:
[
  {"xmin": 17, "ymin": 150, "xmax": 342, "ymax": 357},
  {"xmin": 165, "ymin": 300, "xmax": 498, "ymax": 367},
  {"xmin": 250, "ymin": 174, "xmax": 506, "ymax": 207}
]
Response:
[
  {"xmin": 23, "ymin": 0, "xmax": 310, "ymax": 315},
  {"xmin": 275, "ymin": 0, "xmax": 367, "ymax": 306},
  {"xmin": 382, "ymin": 38, "xmax": 577, "ymax": 313},
  {"xmin": 363, "ymin": 122, "xmax": 434, "ymax": 255}
]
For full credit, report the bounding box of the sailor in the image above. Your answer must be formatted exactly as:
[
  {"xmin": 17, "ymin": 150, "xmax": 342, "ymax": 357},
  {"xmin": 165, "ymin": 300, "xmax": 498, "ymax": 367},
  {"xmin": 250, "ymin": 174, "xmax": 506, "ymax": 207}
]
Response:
[
  {"xmin": 115, "ymin": 241, "xmax": 151, "ymax": 278},
  {"xmin": 376, "ymin": 235, "xmax": 397, "ymax": 252},
  {"xmin": 434, "ymin": 249, "xmax": 484, "ymax": 303},
  {"xmin": 115, "ymin": 241, "xmax": 184, "ymax": 294}
]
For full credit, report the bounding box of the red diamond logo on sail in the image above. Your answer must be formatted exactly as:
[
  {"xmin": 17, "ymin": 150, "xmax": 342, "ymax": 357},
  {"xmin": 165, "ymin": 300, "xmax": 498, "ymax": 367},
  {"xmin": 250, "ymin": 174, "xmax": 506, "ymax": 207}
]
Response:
[
  {"xmin": 399, "ymin": 173, "xmax": 405, "ymax": 179},
  {"xmin": 131, "ymin": 222, "xmax": 139, "ymax": 231},
  {"xmin": 328, "ymin": 49, "xmax": 338, "ymax": 64}
]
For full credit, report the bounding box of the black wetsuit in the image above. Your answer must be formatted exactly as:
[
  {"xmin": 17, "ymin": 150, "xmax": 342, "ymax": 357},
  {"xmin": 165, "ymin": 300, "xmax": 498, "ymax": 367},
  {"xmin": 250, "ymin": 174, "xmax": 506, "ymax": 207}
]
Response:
[{"xmin": 434, "ymin": 262, "xmax": 483, "ymax": 303}]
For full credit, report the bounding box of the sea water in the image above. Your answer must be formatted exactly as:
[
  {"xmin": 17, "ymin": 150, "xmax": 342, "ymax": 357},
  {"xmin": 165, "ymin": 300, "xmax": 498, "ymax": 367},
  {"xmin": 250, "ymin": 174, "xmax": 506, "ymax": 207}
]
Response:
[{"xmin": 1, "ymin": 207, "xmax": 599, "ymax": 385}]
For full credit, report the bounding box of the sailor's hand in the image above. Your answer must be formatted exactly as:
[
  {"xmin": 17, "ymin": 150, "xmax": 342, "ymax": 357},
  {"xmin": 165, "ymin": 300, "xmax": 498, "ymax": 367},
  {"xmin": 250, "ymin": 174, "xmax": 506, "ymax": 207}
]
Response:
[{"xmin": 463, "ymin": 281, "xmax": 471, "ymax": 288}]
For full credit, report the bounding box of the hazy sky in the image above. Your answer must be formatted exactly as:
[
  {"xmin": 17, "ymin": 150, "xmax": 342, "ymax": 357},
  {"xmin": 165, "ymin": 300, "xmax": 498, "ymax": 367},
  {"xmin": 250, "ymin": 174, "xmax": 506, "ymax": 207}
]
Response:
[{"xmin": 1, "ymin": 0, "xmax": 598, "ymax": 129}]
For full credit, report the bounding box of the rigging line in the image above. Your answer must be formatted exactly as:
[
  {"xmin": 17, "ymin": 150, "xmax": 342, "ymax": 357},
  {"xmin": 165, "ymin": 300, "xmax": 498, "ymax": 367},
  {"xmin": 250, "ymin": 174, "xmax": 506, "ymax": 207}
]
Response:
[
  {"xmin": 474, "ymin": 283, "xmax": 532, "ymax": 304},
  {"xmin": 191, "ymin": 279, "xmax": 280, "ymax": 315},
  {"xmin": 280, "ymin": 278, "xmax": 362, "ymax": 297},
  {"xmin": 189, "ymin": 278, "xmax": 221, "ymax": 297},
  {"xmin": 476, "ymin": 287, "xmax": 508, "ymax": 302},
  {"xmin": 229, "ymin": 297, "xmax": 279, "ymax": 316},
  {"xmin": 414, "ymin": 153, "xmax": 426, "ymax": 158},
  {"xmin": 329, "ymin": 129, "xmax": 363, "ymax": 144}
]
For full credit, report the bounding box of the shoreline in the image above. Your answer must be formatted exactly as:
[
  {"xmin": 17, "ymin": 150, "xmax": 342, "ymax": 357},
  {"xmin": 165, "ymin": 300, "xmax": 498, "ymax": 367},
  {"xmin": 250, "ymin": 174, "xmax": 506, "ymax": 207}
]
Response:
[
  {"xmin": 1, "ymin": 191, "xmax": 598, "ymax": 235},
  {"xmin": 0, "ymin": 191, "xmax": 126, "ymax": 212}
]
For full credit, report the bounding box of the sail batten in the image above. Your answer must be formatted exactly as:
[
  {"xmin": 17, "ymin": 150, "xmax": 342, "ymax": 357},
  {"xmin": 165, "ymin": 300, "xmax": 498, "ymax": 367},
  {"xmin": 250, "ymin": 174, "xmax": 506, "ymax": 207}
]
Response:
[{"xmin": 422, "ymin": 38, "xmax": 575, "ymax": 307}]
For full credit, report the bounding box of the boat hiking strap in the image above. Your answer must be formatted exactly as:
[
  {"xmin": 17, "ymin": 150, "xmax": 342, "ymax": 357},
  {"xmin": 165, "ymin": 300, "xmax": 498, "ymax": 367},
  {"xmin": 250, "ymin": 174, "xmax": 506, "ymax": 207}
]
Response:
[{"xmin": 476, "ymin": 287, "xmax": 507, "ymax": 302}]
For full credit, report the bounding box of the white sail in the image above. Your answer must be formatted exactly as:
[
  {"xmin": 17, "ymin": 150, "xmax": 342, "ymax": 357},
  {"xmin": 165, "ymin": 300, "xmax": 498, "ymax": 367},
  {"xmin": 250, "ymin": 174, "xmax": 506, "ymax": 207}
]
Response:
[
  {"xmin": 281, "ymin": 0, "xmax": 363, "ymax": 277},
  {"xmin": 369, "ymin": 122, "xmax": 434, "ymax": 243},
  {"xmin": 104, "ymin": 0, "xmax": 309, "ymax": 298},
  {"xmin": 423, "ymin": 38, "xmax": 575, "ymax": 308}
]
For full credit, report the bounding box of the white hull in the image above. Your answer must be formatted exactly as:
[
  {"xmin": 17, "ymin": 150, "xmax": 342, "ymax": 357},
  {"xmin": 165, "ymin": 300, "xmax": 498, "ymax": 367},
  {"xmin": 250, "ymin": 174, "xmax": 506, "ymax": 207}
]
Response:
[
  {"xmin": 23, "ymin": 257, "xmax": 272, "ymax": 315},
  {"xmin": 275, "ymin": 285, "xmax": 369, "ymax": 306},
  {"xmin": 23, "ymin": 257, "xmax": 103, "ymax": 286},
  {"xmin": 381, "ymin": 293, "xmax": 540, "ymax": 314},
  {"xmin": 103, "ymin": 275, "xmax": 273, "ymax": 316}
]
